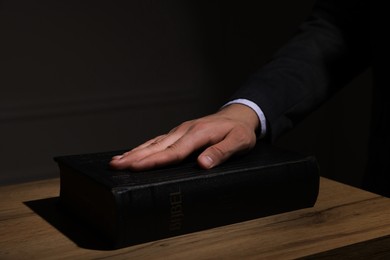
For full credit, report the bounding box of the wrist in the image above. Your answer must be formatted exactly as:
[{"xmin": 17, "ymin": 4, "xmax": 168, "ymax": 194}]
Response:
[{"xmin": 218, "ymin": 104, "xmax": 259, "ymax": 131}]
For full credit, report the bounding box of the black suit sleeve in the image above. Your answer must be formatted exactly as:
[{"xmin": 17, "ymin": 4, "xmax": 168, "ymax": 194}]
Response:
[{"xmin": 231, "ymin": 0, "xmax": 371, "ymax": 141}]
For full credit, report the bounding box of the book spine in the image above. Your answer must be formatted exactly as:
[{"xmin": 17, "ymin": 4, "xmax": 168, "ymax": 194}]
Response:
[{"xmin": 115, "ymin": 157, "xmax": 319, "ymax": 247}]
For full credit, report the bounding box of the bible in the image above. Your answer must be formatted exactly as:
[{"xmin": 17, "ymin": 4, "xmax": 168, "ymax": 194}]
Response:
[{"xmin": 55, "ymin": 144, "xmax": 319, "ymax": 248}]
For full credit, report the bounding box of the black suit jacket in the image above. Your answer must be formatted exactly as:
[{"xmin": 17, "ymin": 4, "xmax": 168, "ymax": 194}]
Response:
[{"xmin": 231, "ymin": 0, "xmax": 389, "ymax": 197}]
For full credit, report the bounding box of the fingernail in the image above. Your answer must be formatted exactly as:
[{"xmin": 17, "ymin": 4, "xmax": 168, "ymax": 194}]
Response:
[
  {"xmin": 112, "ymin": 155, "xmax": 124, "ymax": 160},
  {"xmin": 200, "ymin": 155, "xmax": 214, "ymax": 169}
]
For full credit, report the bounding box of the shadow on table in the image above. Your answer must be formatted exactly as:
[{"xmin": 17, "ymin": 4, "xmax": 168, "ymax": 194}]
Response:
[{"xmin": 24, "ymin": 197, "xmax": 114, "ymax": 250}]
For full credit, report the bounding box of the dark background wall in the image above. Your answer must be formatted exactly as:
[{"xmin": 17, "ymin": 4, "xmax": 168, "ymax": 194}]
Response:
[{"xmin": 0, "ymin": 0, "xmax": 372, "ymax": 187}]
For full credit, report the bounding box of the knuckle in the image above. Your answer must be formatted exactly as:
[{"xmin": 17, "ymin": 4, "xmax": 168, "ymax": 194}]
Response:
[
  {"xmin": 190, "ymin": 119, "xmax": 222, "ymax": 136},
  {"xmin": 168, "ymin": 127, "xmax": 178, "ymax": 134},
  {"xmin": 149, "ymin": 140, "xmax": 160, "ymax": 146},
  {"xmin": 172, "ymin": 120, "xmax": 197, "ymax": 135},
  {"xmin": 166, "ymin": 143, "xmax": 177, "ymax": 151},
  {"xmin": 166, "ymin": 144, "xmax": 185, "ymax": 161},
  {"xmin": 190, "ymin": 121, "xmax": 207, "ymax": 133},
  {"xmin": 179, "ymin": 120, "xmax": 194, "ymax": 129},
  {"xmin": 147, "ymin": 136, "xmax": 165, "ymax": 147},
  {"xmin": 209, "ymin": 145, "xmax": 226, "ymax": 158}
]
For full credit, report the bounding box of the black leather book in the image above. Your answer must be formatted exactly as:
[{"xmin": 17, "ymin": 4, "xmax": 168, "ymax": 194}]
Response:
[{"xmin": 54, "ymin": 145, "xmax": 319, "ymax": 248}]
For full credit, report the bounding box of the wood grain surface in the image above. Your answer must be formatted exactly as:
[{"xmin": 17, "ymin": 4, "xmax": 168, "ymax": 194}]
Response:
[{"xmin": 0, "ymin": 177, "xmax": 389, "ymax": 259}]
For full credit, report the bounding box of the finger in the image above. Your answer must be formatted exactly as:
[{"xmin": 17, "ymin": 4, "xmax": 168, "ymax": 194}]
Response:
[
  {"xmin": 127, "ymin": 125, "xmax": 226, "ymax": 170},
  {"xmin": 125, "ymin": 124, "xmax": 188, "ymax": 155},
  {"xmin": 110, "ymin": 136, "xmax": 179, "ymax": 169},
  {"xmin": 128, "ymin": 135, "xmax": 168, "ymax": 152},
  {"xmin": 111, "ymin": 135, "xmax": 166, "ymax": 161},
  {"xmin": 110, "ymin": 128, "xmax": 189, "ymax": 169},
  {"xmin": 197, "ymin": 127, "xmax": 256, "ymax": 169}
]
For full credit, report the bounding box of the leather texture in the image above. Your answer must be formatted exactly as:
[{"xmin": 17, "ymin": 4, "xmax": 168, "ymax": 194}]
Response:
[{"xmin": 55, "ymin": 145, "xmax": 319, "ymax": 248}]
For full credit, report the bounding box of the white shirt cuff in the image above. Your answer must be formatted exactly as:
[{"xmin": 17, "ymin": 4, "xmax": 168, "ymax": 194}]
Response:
[{"xmin": 223, "ymin": 99, "xmax": 267, "ymax": 139}]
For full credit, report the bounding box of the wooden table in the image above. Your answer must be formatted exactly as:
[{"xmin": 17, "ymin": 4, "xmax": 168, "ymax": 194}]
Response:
[{"xmin": 0, "ymin": 177, "xmax": 389, "ymax": 259}]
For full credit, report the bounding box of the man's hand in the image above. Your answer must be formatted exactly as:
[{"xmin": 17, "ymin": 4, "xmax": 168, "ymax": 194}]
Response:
[{"xmin": 109, "ymin": 104, "xmax": 259, "ymax": 170}]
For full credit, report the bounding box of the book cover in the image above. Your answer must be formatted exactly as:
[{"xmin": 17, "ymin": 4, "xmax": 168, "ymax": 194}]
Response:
[{"xmin": 55, "ymin": 144, "xmax": 319, "ymax": 248}]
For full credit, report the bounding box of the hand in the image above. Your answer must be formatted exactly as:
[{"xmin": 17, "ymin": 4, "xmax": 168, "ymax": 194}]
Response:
[{"xmin": 109, "ymin": 104, "xmax": 259, "ymax": 170}]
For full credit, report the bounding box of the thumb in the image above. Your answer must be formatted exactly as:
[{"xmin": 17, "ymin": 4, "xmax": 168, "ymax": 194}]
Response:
[
  {"xmin": 197, "ymin": 129, "xmax": 256, "ymax": 169},
  {"xmin": 197, "ymin": 145, "xmax": 227, "ymax": 169}
]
